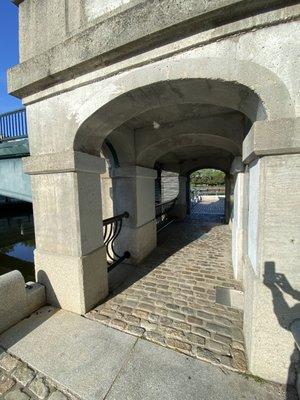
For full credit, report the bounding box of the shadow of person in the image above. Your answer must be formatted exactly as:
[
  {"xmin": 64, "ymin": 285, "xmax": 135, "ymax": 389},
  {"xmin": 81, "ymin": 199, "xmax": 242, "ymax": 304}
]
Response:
[{"xmin": 264, "ymin": 261, "xmax": 300, "ymax": 399}]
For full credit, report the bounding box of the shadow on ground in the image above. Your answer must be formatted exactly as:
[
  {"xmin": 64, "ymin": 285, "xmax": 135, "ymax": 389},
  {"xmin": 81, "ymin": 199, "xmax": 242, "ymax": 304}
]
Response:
[{"xmin": 107, "ymin": 218, "xmax": 218, "ymax": 299}]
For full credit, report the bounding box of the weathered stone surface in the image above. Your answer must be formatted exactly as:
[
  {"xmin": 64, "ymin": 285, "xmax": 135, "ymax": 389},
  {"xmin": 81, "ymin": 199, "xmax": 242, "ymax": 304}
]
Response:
[
  {"xmin": 0, "ymin": 297, "xmax": 295, "ymax": 400},
  {"xmin": 7, "ymin": 2, "xmax": 300, "ymax": 393},
  {"xmin": 12, "ymin": 362, "xmax": 35, "ymax": 386},
  {"xmin": 0, "ymin": 354, "xmax": 19, "ymax": 373},
  {"xmin": 0, "ymin": 371, "xmax": 15, "ymax": 395},
  {"xmin": 4, "ymin": 389, "xmax": 30, "ymax": 400},
  {"xmin": 28, "ymin": 377, "xmax": 49, "ymax": 399},
  {"xmin": 0, "ymin": 347, "xmax": 6, "ymax": 360},
  {"xmin": 144, "ymin": 331, "xmax": 166, "ymax": 346},
  {"xmin": 10, "ymin": 0, "xmax": 297, "ymax": 97},
  {"xmin": 105, "ymin": 339, "xmax": 290, "ymax": 400},
  {"xmin": 125, "ymin": 325, "xmax": 145, "ymax": 337},
  {"xmin": 0, "ymin": 271, "xmax": 45, "ymax": 335},
  {"xmin": 0, "ymin": 307, "xmax": 137, "ymax": 400},
  {"xmin": 48, "ymin": 391, "xmax": 69, "ymax": 400},
  {"xmin": 0, "ymin": 352, "xmax": 76, "ymax": 399}
]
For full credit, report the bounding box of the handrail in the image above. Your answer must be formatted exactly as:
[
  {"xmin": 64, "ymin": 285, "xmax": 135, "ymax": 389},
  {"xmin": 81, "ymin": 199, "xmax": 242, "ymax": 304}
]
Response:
[
  {"xmin": 190, "ymin": 187, "xmax": 225, "ymax": 203},
  {"xmin": 0, "ymin": 108, "xmax": 28, "ymax": 140},
  {"xmin": 155, "ymin": 198, "xmax": 176, "ymax": 219},
  {"xmin": 103, "ymin": 212, "xmax": 130, "ymax": 272},
  {"xmin": 155, "ymin": 198, "xmax": 177, "ymax": 232}
]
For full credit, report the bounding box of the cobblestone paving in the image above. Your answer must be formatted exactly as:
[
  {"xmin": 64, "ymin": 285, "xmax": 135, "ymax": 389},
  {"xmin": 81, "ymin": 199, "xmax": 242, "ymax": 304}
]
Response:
[
  {"xmin": 87, "ymin": 220, "xmax": 247, "ymax": 372},
  {"xmin": 190, "ymin": 197, "xmax": 225, "ymax": 216},
  {"xmin": 0, "ymin": 347, "xmax": 78, "ymax": 400}
]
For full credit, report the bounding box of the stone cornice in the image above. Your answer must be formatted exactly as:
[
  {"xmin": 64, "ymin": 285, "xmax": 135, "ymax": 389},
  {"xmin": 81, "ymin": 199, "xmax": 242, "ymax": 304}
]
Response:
[
  {"xmin": 23, "ymin": 151, "xmax": 106, "ymax": 175},
  {"xmin": 243, "ymin": 118, "xmax": 300, "ymax": 163},
  {"xmin": 8, "ymin": 0, "xmax": 299, "ymax": 99}
]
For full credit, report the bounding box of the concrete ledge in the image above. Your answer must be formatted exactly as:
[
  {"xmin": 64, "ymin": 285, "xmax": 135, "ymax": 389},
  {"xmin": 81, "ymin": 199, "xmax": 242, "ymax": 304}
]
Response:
[
  {"xmin": 23, "ymin": 151, "xmax": 106, "ymax": 175},
  {"xmin": 0, "ymin": 271, "xmax": 45, "ymax": 335},
  {"xmin": 243, "ymin": 118, "xmax": 300, "ymax": 163}
]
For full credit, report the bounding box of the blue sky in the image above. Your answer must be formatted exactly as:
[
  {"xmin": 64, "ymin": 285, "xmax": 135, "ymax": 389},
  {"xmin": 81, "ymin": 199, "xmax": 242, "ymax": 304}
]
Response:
[{"xmin": 0, "ymin": 1, "xmax": 21, "ymax": 114}]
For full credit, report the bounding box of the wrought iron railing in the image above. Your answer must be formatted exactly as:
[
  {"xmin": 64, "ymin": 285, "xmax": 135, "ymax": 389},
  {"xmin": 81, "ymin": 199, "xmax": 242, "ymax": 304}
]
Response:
[
  {"xmin": 155, "ymin": 198, "xmax": 176, "ymax": 232},
  {"xmin": 0, "ymin": 108, "xmax": 28, "ymax": 140},
  {"xmin": 103, "ymin": 212, "xmax": 130, "ymax": 272}
]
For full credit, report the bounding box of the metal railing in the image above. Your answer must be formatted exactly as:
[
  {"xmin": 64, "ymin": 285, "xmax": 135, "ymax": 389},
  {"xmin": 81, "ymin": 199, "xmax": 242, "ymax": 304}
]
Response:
[
  {"xmin": 0, "ymin": 108, "xmax": 28, "ymax": 140},
  {"xmin": 190, "ymin": 189, "xmax": 202, "ymax": 204},
  {"xmin": 155, "ymin": 198, "xmax": 176, "ymax": 232},
  {"xmin": 103, "ymin": 212, "xmax": 130, "ymax": 272},
  {"xmin": 190, "ymin": 187, "xmax": 225, "ymax": 203}
]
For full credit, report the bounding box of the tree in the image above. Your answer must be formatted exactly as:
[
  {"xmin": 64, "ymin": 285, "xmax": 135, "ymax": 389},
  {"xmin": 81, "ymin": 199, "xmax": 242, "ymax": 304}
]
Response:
[{"xmin": 190, "ymin": 169, "xmax": 225, "ymax": 186}]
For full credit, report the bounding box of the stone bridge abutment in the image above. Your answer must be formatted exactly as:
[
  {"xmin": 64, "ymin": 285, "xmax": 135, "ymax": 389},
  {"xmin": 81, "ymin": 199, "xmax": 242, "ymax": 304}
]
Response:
[{"xmin": 9, "ymin": 0, "xmax": 300, "ymax": 387}]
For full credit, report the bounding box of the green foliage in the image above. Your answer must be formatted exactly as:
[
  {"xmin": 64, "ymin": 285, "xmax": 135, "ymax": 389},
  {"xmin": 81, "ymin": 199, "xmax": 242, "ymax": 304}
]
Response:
[{"xmin": 190, "ymin": 169, "xmax": 225, "ymax": 186}]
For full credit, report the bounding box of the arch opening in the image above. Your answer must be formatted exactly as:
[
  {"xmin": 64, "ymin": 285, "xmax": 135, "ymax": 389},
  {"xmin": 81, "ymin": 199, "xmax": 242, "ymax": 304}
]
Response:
[
  {"xmin": 66, "ymin": 59, "xmax": 295, "ymax": 373},
  {"xmin": 188, "ymin": 168, "xmax": 226, "ymax": 224},
  {"xmin": 74, "ymin": 77, "xmax": 267, "ymax": 157}
]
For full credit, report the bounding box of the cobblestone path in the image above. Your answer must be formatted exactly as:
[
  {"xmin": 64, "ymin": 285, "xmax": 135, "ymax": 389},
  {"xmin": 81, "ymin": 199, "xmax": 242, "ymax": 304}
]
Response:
[
  {"xmin": 0, "ymin": 347, "xmax": 78, "ymax": 400},
  {"xmin": 190, "ymin": 196, "xmax": 225, "ymax": 217},
  {"xmin": 87, "ymin": 220, "xmax": 247, "ymax": 372}
]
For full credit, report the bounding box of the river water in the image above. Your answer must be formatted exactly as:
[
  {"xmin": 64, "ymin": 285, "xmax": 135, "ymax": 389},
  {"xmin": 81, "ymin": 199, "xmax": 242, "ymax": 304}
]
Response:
[{"xmin": 0, "ymin": 201, "xmax": 35, "ymax": 281}]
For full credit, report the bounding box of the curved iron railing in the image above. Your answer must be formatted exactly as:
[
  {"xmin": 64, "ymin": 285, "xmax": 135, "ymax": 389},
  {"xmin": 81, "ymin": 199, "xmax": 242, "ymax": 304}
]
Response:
[
  {"xmin": 0, "ymin": 108, "xmax": 28, "ymax": 140},
  {"xmin": 155, "ymin": 198, "xmax": 176, "ymax": 232},
  {"xmin": 103, "ymin": 212, "xmax": 130, "ymax": 272}
]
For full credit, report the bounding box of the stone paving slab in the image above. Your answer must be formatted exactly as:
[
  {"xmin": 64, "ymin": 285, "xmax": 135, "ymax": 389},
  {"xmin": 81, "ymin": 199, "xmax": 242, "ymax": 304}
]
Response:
[
  {"xmin": 0, "ymin": 307, "xmax": 137, "ymax": 400},
  {"xmin": 88, "ymin": 221, "xmax": 246, "ymax": 371},
  {"xmin": 106, "ymin": 339, "xmax": 292, "ymax": 400},
  {"xmin": 0, "ymin": 310, "xmax": 296, "ymax": 400}
]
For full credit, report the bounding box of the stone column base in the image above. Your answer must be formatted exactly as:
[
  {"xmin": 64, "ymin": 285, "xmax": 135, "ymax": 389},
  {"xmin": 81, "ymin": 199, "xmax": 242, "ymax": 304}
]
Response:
[
  {"xmin": 116, "ymin": 220, "xmax": 156, "ymax": 265},
  {"xmin": 35, "ymin": 246, "xmax": 108, "ymax": 314}
]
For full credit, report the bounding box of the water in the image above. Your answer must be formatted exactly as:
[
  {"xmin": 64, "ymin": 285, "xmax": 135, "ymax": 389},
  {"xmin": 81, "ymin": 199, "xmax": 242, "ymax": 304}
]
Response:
[
  {"xmin": 0, "ymin": 202, "xmax": 35, "ymax": 281},
  {"xmin": 6, "ymin": 242, "xmax": 34, "ymax": 262}
]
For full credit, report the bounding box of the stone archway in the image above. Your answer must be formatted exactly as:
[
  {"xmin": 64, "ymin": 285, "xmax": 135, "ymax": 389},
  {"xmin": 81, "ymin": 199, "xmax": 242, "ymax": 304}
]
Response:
[
  {"xmin": 24, "ymin": 55, "xmax": 295, "ymax": 319},
  {"xmin": 137, "ymin": 134, "xmax": 240, "ymax": 168},
  {"xmin": 73, "ymin": 57, "xmax": 294, "ymax": 157}
]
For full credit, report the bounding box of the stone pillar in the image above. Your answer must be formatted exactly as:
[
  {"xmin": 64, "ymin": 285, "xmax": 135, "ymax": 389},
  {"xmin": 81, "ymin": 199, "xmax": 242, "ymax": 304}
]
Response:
[
  {"xmin": 161, "ymin": 171, "xmax": 179, "ymax": 202},
  {"xmin": 242, "ymin": 118, "xmax": 300, "ymax": 384},
  {"xmin": 230, "ymin": 157, "xmax": 246, "ymax": 281},
  {"xmin": 111, "ymin": 166, "xmax": 157, "ymax": 264},
  {"xmin": 101, "ymin": 169, "xmax": 113, "ymax": 220},
  {"xmin": 224, "ymin": 173, "xmax": 231, "ymax": 223},
  {"xmin": 169, "ymin": 175, "xmax": 187, "ymax": 220},
  {"xmin": 23, "ymin": 151, "xmax": 109, "ymax": 314}
]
